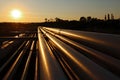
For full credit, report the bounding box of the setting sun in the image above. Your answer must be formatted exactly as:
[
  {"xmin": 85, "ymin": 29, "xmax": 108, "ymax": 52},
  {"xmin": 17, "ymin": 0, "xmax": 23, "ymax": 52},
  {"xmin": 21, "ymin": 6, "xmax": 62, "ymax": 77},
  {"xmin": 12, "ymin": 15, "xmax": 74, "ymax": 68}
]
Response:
[{"xmin": 11, "ymin": 9, "xmax": 22, "ymax": 19}]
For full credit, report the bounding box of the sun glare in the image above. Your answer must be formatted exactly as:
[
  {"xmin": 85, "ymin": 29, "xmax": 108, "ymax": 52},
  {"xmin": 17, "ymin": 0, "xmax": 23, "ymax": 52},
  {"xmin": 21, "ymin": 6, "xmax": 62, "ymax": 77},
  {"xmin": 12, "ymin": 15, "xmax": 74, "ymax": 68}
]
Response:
[{"xmin": 11, "ymin": 9, "xmax": 21, "ymax": 19}]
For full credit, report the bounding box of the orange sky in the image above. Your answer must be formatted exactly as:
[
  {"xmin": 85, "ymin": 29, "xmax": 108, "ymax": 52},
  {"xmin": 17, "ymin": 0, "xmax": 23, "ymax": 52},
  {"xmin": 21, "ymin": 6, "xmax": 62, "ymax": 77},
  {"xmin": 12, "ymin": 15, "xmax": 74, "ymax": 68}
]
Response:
[{"xmin": 0, "ymin": 0, "xmax": 120, "ymax": 22}]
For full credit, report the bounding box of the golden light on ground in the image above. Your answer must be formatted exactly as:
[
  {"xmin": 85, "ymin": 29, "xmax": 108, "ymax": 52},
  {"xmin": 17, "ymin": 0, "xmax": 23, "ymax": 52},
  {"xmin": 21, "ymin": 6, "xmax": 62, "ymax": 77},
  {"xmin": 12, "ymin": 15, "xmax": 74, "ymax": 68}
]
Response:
[{"xmin": 11, "ymin": 9, "xmax": 22, "ymax": 19}]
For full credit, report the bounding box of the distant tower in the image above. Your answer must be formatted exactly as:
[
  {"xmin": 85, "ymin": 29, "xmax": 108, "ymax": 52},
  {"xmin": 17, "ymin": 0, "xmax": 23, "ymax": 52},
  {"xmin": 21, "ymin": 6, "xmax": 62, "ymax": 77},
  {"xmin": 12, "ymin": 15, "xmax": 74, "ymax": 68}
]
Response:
[
  {"xmin": 108, "ymin": 14, "xmax": 110, "ymax": 20},
  {"xmin": 111, "ymin": 14, "xmax": 114, "ymax": 20},
  {"xmin": 105, "ymin": 15, "xmax": 107, "ymax": 21}
]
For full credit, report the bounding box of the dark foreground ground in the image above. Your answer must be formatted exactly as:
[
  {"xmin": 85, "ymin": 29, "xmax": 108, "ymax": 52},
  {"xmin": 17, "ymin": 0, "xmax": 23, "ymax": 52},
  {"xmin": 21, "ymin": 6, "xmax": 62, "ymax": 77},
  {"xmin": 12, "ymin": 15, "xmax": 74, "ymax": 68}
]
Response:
[{"xmin": 0, "ymin": 21, "xmax": 120, "ymax": 79}]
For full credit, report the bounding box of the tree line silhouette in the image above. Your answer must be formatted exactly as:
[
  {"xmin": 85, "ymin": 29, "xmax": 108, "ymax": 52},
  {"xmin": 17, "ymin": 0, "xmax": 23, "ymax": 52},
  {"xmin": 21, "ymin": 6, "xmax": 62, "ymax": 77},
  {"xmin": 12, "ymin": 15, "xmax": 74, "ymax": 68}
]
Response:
[
  {"xmin": 0, "ymin": 16, "xmax": 120, "ymax": 37},
  {"xmin": 40, "ymin": 17, "xmax": 120, "ymax": 34}
]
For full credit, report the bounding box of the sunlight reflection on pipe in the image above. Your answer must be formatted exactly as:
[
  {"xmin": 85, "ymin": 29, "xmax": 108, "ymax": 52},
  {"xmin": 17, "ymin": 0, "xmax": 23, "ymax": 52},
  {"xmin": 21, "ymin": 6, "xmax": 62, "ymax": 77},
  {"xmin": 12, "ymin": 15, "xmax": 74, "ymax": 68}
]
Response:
[
  {"xmin": 1, "ymin": 41, "xmax": 14, "ymax": 49},
  {"xmin": 38, "ymin": 29, "xmax": 51, "ymax": 79},
  {"xmin": 61, "ymin": 57, "xmax": 80, "ymax": 80},
  {"xmin": 44, "ymin": 27, "xmax": 107, "ymax": 45},
  {"xmin": 45, "ymin": 30, "xmax": 120, "ymax": 70},
  {"xmin": 40, "ymin": 27, "xmax": 120, "ymax": 80},
  {"xmin": 46, "ymin": 30, "xmax": 107, "ymax": 61},
  {"xmin": 42, "ymin": 29, "xmax": 96, "ymax": 79},
  {"xmin": 40, "ymin": 40, "xmax": 50, "ymax": 78},
  {"xmin": 3, "ymin": 41, "xmax": 30, "ymax": 80}
]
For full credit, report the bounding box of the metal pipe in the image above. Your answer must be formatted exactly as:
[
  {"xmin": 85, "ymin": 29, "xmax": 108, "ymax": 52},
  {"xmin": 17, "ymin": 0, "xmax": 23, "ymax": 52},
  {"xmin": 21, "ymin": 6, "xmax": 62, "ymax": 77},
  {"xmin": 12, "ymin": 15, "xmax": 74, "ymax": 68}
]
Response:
[
  {"xmin": 38, "ymin": 28, "xmax": 68, "ymax": 80},
  {"xmin": 3, "ymin": 41, "xmax": 31, "ymax": 80},
  {"xmin": 0, "ymin": 41, "xmax": 27, "ymax": 72},
  {"xmin": 21, "ymin": 41, "xmax": 35, "ymax": 80},
  {"xmin": 40, "ymin": 28, "xmax": 120, "ymax": 80},
  {"xmin": 34, "ymin": 41, "xmax": 39, "ymax": 80},
  {"xmin": 43, "ymin": 27, "xmax": 120, "ymax": 59},
  {"xmin": 44, "ymin": 29, "xmax": 120, "ymax": 76},
  {"xmin": 48, "ymin": 43, "xmax": 80, "ymax": 80}
]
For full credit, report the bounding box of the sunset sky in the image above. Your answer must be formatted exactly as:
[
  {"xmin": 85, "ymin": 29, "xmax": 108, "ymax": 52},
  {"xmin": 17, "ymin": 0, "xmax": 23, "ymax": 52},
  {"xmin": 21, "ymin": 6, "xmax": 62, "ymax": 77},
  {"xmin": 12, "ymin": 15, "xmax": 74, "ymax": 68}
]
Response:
[{"xmin": 0, "ymin": 0, "xmax": 120, "ymax": 22}]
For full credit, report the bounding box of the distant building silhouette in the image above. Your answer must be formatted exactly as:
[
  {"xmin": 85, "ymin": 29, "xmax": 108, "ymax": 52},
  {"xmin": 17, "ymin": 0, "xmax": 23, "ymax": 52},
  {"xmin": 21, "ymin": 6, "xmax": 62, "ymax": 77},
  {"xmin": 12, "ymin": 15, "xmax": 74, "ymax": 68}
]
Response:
[
  {"xmin": 105, "ymin": 15, "xmax": 107, "ymax": 21},
  {"xmin": 111, "ymin": 14, "xmax": 114, "ymax": 20},
  {"xmin": 108, "ymin": 14, "xmax": 110, "ymax": 20},
  {"xmin": 105, "ymin": 13, "xmax": 114, "ymax": 20}
]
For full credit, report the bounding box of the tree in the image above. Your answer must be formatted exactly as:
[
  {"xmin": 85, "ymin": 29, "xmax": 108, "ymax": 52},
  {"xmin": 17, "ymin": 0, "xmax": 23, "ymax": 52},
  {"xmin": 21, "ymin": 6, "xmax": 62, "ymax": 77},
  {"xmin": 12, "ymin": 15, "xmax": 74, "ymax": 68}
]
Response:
[
  {"xmin": 45, "ymin": 18, "xmax": 48, "ymax": 22},
  {"xmin": 87, "ymin": 16, "xmax": 92, "ymax": 22},
  {"xmin": 55, "ymin": 17, "xmax": 64, "ymax": 22},
  {"xmin": 79, "ymin": 17, "xmax": 86, "ymax": 22}
]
